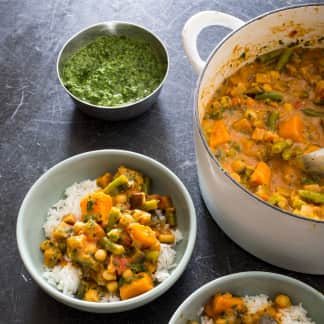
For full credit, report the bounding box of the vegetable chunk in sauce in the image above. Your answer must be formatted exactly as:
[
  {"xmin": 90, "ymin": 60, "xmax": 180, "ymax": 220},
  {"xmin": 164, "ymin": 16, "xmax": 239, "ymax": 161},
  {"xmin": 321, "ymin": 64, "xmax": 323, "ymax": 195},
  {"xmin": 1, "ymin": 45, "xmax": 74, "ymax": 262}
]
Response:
[{"xmin": 202, "ymin": 47, "xmax": 324, "ymax": 220}]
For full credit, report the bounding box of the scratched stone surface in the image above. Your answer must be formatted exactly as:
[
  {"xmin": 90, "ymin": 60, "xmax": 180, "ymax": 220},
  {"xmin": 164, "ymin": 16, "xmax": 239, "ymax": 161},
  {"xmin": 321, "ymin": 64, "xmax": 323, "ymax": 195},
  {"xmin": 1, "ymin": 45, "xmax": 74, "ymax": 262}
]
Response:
[{"xmin": 1, "ymin": 0, "xmax": 323, "ymax": 323}]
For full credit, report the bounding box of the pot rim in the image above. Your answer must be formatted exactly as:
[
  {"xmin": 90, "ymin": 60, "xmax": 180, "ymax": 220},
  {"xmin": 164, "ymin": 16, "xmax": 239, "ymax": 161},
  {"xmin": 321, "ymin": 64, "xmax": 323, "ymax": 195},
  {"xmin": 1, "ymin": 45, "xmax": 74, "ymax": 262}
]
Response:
[{"xmin": 194, "ymin": 3, "xmax": 324, "ymax": 224}]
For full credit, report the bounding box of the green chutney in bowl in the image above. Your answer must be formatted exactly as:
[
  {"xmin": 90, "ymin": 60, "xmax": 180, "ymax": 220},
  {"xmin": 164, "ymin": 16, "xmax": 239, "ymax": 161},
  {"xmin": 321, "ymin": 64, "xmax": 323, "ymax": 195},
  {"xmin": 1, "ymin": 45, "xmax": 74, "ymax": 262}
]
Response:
[
  {"xmin": 62, "ymin": 35, "xmax": 166, "ymax": 107},
  {"xmin": 57, "ymin": 22, "xmax": 169, "ymax": 120}
]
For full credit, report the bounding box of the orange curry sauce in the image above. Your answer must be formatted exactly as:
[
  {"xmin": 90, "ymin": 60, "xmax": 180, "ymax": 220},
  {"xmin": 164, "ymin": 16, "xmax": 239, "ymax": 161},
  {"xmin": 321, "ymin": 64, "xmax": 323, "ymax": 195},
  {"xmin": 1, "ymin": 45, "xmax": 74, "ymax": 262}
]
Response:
[{"xmin": 202, "ymin": 47, "xmax": 324, "ymax": 220}]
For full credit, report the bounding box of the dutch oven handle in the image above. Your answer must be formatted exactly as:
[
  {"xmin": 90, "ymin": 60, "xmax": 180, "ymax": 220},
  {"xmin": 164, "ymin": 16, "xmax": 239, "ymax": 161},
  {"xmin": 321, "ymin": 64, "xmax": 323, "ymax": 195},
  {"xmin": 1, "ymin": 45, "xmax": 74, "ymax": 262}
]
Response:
[{"xmin": 182, "ymin": 11, "xmax": 245, "ymax": 74}]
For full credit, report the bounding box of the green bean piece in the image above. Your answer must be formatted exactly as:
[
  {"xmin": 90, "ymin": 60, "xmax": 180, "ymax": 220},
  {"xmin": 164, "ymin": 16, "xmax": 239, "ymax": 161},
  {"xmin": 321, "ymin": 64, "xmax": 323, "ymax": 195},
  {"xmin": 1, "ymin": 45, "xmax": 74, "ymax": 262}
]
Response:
[
  {"xmin": 103, "ymin": 175, "xmax": 129, "ymax": 196},
  {"xmin": 129, "ymin": 249, "xmax": 145, "ymax": 263},
  {"xmin": 271, "ymin": 141, "xmax": 289, "ymax": 154},
  {"xmin": 298, "ymin": 190, "xmax": 324, "ymax": 204},
  {"xmin": 76, "ymin": 281, "xmax": 88, "ymax": 299},
  {"xmin": 145, "ymin": 250, "xmax": 160, "ymax": 262},
  {"xmin": 107, "ymin": 207, "xmax": 121, "ymax": 230},
  {"xmin": 107, "ymin": 228, "xmax": 122, "ymax": 242},
  {"xmin": 129, "ymin": 262, "xmax": 147, "ymax": 273},
  {"xmin": 282, "ymin": 148, "xmax": 293, "ymax": 160},
  {"xmin": 269, "ymin": 193, "xmax": 287, "ymax": 208},
  {"xmin": 276, "ymin": 48, "xmax": 293, "ymax": 71},
  {"xmin": 166, "ymin": 207, "xmax": 177, "ymax": 227},
  {"xmin": 142, "ymin": 176, "xmax": 152, "ymax": 194},
  {"xmin": 302, "ymin": 109, "xmax": 324, "ymax": 117},
  {"xmin": 100, "ymin": 237, "xmax": 125, "ymax": 255},
  {"xmin": 292, "ymin": 197, "xmax": 306, "ymax": 209},
  {"xmin": 79, "ymin": 256, "xmax": 99, "ymax": 271},
  {"xmin": 257, "ymin": 49, "xmax": 283, "ymax": 63},
  {"xmin": 255, "ymin": 92, "xmax": 283, "ymax": 102},
  {"xmin": 267, "ymin": 111, "xmax": 280, "ymax": 131},
  {"xmin": 143, "ymin": 199, "xmax": 159, "ymax": 211}
]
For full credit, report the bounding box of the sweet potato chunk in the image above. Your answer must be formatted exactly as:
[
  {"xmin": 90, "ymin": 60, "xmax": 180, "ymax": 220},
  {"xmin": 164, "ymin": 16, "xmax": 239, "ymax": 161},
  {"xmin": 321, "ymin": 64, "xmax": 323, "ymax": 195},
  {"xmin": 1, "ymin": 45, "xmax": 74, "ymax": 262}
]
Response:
[
  {"xmin": 128, "ymin": 223, "xmax": 159, "ymax": 248},
  {"xmin": 80, "ymin": 191, "xmax": 112, "ymax": 227},
  {"xmin": 278, "ymin": 114, "xmax": 303, "ymax": 142},
  {"xmin": 250, "ymin": 161, "xmax": 271, "ymax": 186},
  {"xmin": 212, "ymin": 293, "xmax": 244, "ymax": 316},
  {"xmin": 209, "ymin": 120, "xmax": 231, "ymax": 148},
  {"xmin": 119, "ymin": 272, "xmax": 154, "ymax": 300},
  {"xmin": 232, "ymin": 118, "xmax": 252, "ymax": 134}
]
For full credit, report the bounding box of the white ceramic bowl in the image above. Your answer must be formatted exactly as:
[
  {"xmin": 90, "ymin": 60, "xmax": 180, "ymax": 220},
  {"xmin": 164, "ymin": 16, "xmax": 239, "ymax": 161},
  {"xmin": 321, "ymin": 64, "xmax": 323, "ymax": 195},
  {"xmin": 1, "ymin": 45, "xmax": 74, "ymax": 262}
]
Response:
[
  {"xmin": 169, "ymin": 271, "xmax": 324, "ymax": 323},
  {"xmin": 16, "ymin": 150, "xmax": 196, "ymax": 313}
]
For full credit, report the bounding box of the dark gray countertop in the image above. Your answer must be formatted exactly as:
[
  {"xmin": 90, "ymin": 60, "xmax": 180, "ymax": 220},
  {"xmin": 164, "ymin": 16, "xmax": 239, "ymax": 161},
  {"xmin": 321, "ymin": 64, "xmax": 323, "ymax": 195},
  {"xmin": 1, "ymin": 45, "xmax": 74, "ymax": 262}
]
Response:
[{"xmin": 1, "ymin": 0, "xmax": 323, "ymax": 323}]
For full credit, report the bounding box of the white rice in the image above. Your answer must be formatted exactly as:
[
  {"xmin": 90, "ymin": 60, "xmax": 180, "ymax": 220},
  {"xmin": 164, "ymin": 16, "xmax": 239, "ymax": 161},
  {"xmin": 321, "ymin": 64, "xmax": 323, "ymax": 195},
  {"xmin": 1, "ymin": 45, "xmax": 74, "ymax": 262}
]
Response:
[
  {"xmin": 100, "ymin": 293, "xmax": 120, "ymax": 303},
  {"xmin": 42, "ymin": 180, "xmax": 182, "ymax": 300},
  {"xmin": 43, "ymin": 180, "xmax": 99, "ymax": 238},
  {"xmin": 153, "ymin": 243, "xmax": 177, "ymax": 282},
  {"xmin": 172, "ymin": 228, "xmax": 184, "ymax": 243},
  {"xmin": 280, "ymin": 304, "xmax": 315, "ymax": 324},
  {"xmin": 43, "ymin": 264, "xmax": 81, "ymax": 296},
  {"xmin": 199, "ymin": 294, "xmax": 315, "ymax": 324},
  {"xmin": 243, "ymin": 294, "xmax": 272, "ymax": 314},
  {"xmin": 153, "ymin": 229, "xmax": 183, "ymax": 283}
]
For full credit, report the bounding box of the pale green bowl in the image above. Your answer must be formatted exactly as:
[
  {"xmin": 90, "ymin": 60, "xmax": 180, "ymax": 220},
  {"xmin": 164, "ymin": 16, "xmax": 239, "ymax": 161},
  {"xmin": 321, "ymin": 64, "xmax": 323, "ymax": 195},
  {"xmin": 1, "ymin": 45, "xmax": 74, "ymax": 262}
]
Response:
[
  {"xmin": 169, "ymin": 271, "xmax": 324, "ymax": 323},
  {"xmin": 16, "ymin": 150, "xmax": 197, "ymax": 313}
]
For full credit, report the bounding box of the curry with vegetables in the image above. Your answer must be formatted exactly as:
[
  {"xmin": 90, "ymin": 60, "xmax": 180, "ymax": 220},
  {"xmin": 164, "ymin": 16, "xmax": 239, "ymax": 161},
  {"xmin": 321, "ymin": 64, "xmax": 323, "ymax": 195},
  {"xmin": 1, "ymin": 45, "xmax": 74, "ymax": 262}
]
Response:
[
  {"xmin": 202, "ymin": 47, "xmax": 324, "ymax": 219},
  {"xmin": 188, "ymin": 292, "xmax": 297, "ymax": 324},
  {"xmin": 40, "ymin": 166, "xmax": 178, "ymax": 301}
]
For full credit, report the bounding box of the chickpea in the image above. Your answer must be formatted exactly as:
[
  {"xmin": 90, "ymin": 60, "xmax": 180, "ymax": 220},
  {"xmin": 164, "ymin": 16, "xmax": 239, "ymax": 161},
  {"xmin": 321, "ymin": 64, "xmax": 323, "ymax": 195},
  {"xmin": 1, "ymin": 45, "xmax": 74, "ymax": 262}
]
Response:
[
  {"xmin": 133, "ymin": 209, "xmax": 151, "ymax": 225},
  {"xmin": 106, "ymin": 281, "xmax": 118, "ymax": 294},
  {"xmin": 158, "ymin": 233, "xmax": 175, "ymax": 244},
  {"xmin": 119, "ymin": 213, "xmax": 135, "ymax": 227},
  {"xmin": 231, "ymin": 159, "xmax": 246, "ymax": 173},
  {"xmin": 94, "ymin": 249, "xmax": 107, "ymax": 262},
  {"xmin": 102, "ymin": 270, "xmax": 116, "ymax": 281},
  {"xmin": 107, "ymin": 228, "xmax": 122, "ymax": 242},
  {"xmin": 275, "ymin": 294, "xmax": 291, "ymax": 308},
  {"xmin": 122, "ymin": 269, "xmax": 133, "ymax": 279},
  {"xmin": 73, "ymin": 221, "xmax": 85, "ymax": 234}
]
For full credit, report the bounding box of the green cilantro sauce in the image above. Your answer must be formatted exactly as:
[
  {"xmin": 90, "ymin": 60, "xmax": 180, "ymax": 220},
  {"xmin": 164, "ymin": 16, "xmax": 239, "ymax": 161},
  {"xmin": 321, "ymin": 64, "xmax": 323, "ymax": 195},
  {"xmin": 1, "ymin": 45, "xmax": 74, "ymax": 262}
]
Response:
[{"xmin": 62, "ymin": 35, "xmax": 167, "ymax": 107}]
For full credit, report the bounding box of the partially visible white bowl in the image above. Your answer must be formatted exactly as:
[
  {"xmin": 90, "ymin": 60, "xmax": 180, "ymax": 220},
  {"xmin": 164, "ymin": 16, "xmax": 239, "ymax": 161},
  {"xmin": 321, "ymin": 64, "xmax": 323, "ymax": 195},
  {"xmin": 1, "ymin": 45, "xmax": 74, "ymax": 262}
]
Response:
[
  {"xmin": 16, "ymin": 150, "xmax": 197, "ymax": 313},
  {"xmin": 169, "ymin": 272, "xmax": 324, "ymax": 323}
]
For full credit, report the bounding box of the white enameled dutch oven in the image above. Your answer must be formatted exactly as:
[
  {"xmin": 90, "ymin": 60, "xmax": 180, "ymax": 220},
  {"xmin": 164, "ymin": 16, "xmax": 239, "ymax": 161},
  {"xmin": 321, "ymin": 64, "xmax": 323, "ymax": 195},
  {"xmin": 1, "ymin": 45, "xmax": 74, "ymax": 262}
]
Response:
[{"xmin": 182, "ymin": 4, "xmax": 324, "ymax": 274}]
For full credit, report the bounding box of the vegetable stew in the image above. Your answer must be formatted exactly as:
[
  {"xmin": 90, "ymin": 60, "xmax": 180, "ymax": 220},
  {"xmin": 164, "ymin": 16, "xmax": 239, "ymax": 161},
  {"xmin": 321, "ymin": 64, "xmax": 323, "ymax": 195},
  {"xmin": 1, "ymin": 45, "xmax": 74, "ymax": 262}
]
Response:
[
  {"xmin": 40, "ymin": 166, "xmax": 179, "ymax": 301},
  {"xmin": 202, "ymin": 47, "xmax": 324, "ymax": 219}
]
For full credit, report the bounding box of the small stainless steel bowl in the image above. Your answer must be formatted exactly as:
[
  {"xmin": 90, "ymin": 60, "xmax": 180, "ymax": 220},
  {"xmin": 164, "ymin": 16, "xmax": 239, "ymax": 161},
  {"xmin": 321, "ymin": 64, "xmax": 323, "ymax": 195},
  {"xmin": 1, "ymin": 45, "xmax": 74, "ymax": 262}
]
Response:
[{"xmin": 57, "ymin": 22, "xmax": 169, "ymax": 121}]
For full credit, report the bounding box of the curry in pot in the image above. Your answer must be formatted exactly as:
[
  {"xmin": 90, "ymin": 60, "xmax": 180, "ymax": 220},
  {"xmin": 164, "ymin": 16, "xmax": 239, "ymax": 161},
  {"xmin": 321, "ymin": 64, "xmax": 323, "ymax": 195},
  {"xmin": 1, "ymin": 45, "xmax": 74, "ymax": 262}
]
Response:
[{"xmin": 202, "ymin": 47, "xmax": 324, "ymax": 220}]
